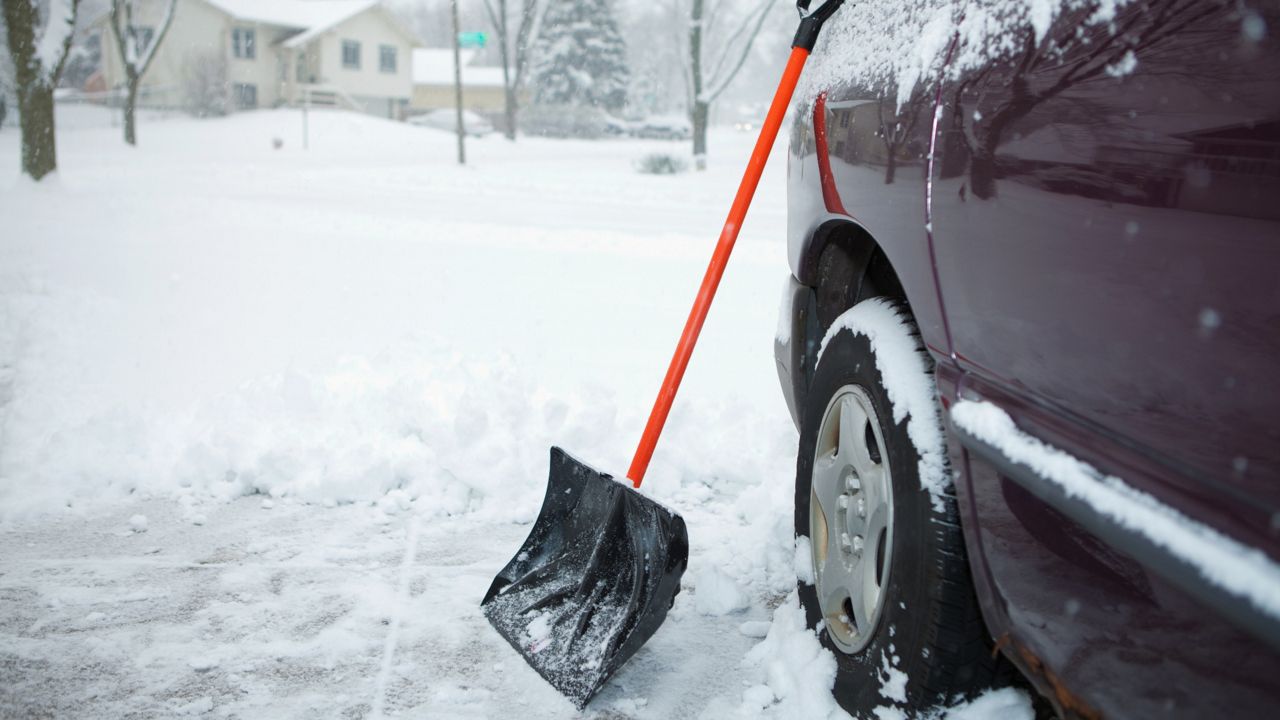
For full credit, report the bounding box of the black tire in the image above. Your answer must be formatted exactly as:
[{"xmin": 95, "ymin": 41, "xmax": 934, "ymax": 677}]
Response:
[{"xmin": 795, "ymin": 299, "xmax": 999, "ymax": 717}]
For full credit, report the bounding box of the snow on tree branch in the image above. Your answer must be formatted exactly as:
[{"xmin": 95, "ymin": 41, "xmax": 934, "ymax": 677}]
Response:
[
  {"xmin": 137, "ymin": 0, "xmax": 176, "ymax": 74},
  {"xmin": 700, "ymin": 0, "xmax": 774, "ymax": 103},
  {"xmin": 35, "ymin": 0, "xmax": 78, "ymax": 83},
  {"xmin": 110, "ymin": 0, "xmax": 178, "ymax": 78}
]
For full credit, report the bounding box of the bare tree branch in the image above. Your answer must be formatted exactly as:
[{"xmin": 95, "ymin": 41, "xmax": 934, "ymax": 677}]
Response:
[{"xmin": 702, "ymin": 0, "xmax": 774, "ymax": 103}]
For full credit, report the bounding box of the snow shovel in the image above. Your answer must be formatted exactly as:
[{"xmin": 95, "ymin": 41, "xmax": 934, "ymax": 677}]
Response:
[{"xmin": 481, "ymin": 0, "xmax": 849, "ymax": 708}]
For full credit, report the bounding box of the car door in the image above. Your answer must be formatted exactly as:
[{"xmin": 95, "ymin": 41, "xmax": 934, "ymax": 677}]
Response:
[{"xmin": 929, "ymin": 2, "xmax": 1280, "ymax": 717}]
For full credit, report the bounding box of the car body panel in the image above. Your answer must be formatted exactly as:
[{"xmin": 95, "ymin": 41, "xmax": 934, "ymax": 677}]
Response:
[
  {"xmin": 787, "ymin": 95, "xmax": 951, "ymax": 357},
  {"xmin": 780, "ymin": 2, "xmax": 1280, "ymax": 715}
]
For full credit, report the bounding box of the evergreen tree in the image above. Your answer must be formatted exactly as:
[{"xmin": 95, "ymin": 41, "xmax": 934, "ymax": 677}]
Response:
[{"xmin": 530, "ymin": 0, "xmax": 629, "ymax": 111}]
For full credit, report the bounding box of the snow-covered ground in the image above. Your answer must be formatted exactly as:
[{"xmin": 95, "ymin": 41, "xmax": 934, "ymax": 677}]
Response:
[{"xmin": 0, "ymin": 106, "xmax": 1032, "ymax": 718}]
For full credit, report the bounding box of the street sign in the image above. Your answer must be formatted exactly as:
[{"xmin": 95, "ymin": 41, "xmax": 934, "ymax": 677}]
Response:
[{"xmin": 458, "ymin": 31, "xmax": 487, "ymax": 48}]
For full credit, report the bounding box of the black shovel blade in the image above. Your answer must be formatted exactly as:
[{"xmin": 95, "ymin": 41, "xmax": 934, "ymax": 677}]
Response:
[{"xmin": 481, "ymin": 447, "xmax": 689, "ymax": 709}]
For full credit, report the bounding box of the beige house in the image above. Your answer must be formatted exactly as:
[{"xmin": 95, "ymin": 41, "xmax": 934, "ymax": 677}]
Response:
[
  {"xmin": 410, "ymin": 48, "xmax": 510, "ymax": 116},
  {"xmin": 97, "ymin": 0, "xmax": 420, "ymax": 118}
]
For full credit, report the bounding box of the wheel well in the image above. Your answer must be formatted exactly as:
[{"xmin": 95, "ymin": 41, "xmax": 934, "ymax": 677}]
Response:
[
  {"xmin": 808, "ymin": 222, "xmax": 908, "ymax": 332},
  {"xmin": 791, "ymin": 222, "xmax": 910, "ymax": 403}
]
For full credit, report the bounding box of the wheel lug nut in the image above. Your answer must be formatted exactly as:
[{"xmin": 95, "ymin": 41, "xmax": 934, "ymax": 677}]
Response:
[
  {"xmin": 852, "ymin": 535, "xmax": 864, "ymax": 555},
  {"xmin": 840, "ymin": 533, "xmax": 853, "ymax": 552},
  {"xmin": 856, "ymin": 497, "xmax": 866, "ymax": 517},
  {"xmin": 837, "ymin": 495, "xmax": 850, "ymax": 510}
]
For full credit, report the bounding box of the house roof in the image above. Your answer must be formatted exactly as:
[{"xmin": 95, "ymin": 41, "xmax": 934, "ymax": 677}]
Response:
[
  {"xmin": 1172, "ymin": 119, "xmax": 1280, "ymax": 145},
  {"xmin": 412, "ymin": 48, "xmax": 506, "ymax": 88},
  {"xmin": 203, "ymin": 0, "xmax": 379, "ymax": 34}
]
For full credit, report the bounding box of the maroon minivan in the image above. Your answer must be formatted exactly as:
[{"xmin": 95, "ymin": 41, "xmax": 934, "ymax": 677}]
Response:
[{"xmin": 775, "ymin": 1, "xmax": 1280, "ymax": 716}]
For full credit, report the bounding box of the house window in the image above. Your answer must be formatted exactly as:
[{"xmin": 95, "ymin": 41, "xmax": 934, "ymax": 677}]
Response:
[
  {"xmin": 342, "ymin": 40, "xmax": 361, "ymax": 69},
  {"xmin": 379, "ymin": 44, "xmax": 396, "ymax": 73},
  {"xmin": 232, "ymin": 83, "xmax": 257, "ymax": 110},
  {"xmin": 232, "ymin": 27, "xmax": 255, "ymax": 59}
]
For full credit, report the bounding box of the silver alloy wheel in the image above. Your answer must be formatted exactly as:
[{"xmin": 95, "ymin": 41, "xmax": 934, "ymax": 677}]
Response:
[{"xmin": 809, "ymin": 384, "xmax": 894, "ymax": 654}]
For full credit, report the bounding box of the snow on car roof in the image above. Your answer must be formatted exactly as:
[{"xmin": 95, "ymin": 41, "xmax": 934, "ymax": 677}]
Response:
[
  {"xmin": 204, "ymin": 0, "xmax": 378, "ymax": 34},
  {"xmin": 412, "ymin": 49, "xmax": 506, "ymax": 88}
]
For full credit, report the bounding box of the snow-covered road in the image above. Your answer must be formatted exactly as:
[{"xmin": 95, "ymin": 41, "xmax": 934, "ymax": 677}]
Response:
[{"xmin": 0, "ymin": 108, "xmax": 1032, "ymax": 718}]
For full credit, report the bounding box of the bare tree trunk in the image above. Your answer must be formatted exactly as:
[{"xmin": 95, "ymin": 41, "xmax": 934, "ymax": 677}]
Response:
[
  {"xmin": 884, "ymin": 149, "xmax": 897, "ymax": 184},
  {"xmin": 692, "ymin": 100, "xmax": 709, "ymax": 171},
  {"xmin": 18, "ymin": 83, "xmax": 58, "ymax": 180},
  {"xmin": 689, "ymin": 0, "xmax": 705, "ymax": 171},
  {"xmin": 685, "ymin": 0, "xmax": 773, "ymax": 171},
  {"xmin": 504, "ymin": 84, "xmax": 517, "ymax": 141},
  {"xmin": 110, "ymin": 0, "xmax": 177, "ymax": 147},
  {"xmin": 483, "ymin": 0, "xmax": 518, "ymax": 141},
  {"xmin": 510, "ymin": 0, "xmax": 544, "ymax": 138},
  {"xmin": 969, "ymin": 147, "xmax": 998, "ymax": 199},
  {"xmin": 4, "ymin": 0, "xmax": 78, "ymax": 181},
  {"xmin": 124, "ymin": 75, "xmax": 139, "ymax": 146},
  {"xmin": 970, "ymin": 95, "xmax": 1032, "ymax": 200}
]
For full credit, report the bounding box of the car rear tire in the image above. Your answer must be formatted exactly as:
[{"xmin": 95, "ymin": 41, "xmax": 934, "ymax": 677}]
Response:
[{"xmin": 795, "ymin": 298, "xmax": 999, "ymax": 715}]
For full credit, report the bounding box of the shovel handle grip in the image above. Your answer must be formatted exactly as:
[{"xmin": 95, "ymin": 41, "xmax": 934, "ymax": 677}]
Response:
[{"xmin": 627, "ymin": 46, "xmax": 813, "ymax": 488}]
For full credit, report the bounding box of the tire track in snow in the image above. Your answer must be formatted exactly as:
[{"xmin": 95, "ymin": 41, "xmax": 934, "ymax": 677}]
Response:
[{"xmin": 370, "ymin": 516, "xmax": 420, "ymax": 719}]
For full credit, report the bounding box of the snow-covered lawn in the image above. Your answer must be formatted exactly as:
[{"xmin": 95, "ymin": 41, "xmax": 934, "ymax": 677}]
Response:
[{"xmin": 0, "ymin": 107, "xmax": 1031, "ymax": 718}]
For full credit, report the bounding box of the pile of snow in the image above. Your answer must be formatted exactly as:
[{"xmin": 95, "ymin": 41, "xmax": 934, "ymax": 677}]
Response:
[
  {"xmin": 736, "ymin": 592, "xmax": 1034, "ymax": 719},
  {"xmin": 739, "ymin": 593, "xmax": 844, "ymax": 719},
  {"xmin": 0, "ymin": 313, "xmax": 797, "ymax": 526}
]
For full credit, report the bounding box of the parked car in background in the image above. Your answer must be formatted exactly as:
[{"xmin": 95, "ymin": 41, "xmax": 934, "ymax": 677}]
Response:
[
  {"xmin": 777, "ymin": 1, "xmax": 1280, "ymax": 717},
  {"xmin": 632, "ymin": 115, "xmax": 692, "ymax": 140},
  {"xmin": 602, "ymin": 116, "xmax": 636, "ymax": 138},
  {"xmin": 407, "ymin": 109, "xmax": 494, "ymax": 137}
]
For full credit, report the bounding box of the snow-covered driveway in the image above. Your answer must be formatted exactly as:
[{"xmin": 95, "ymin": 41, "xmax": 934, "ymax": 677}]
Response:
[
  {"xmin": 0, "ymin": 108, "xmax": 1030, "ymax": 718},
  {"xmin": 1, "ymin": 496, "xmax": 780, "ymax": 718}
]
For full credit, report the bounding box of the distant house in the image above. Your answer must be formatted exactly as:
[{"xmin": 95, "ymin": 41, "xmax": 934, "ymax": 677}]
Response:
[
  {"xmin": 96, "ymin": 0, "xmax": 421, "ymax": 118},
  {"xmin": 410, "ymin": 48, "xmax": 513, "ymax": 120},
  {"xmin": 1172, "ymin": 120, "xmax": 1280, "ymax": 221}
]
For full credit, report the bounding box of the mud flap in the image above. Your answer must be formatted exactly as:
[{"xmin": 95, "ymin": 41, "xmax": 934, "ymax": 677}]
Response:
[{"xmin": 481, "ymin": 447, "xmax": 689, "ymax": 708}]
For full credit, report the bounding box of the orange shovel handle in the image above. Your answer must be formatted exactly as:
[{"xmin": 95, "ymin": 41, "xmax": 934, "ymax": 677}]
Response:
[{"xmin": 627, "ymin": 46, "xmax": 813, "ymax": 488}]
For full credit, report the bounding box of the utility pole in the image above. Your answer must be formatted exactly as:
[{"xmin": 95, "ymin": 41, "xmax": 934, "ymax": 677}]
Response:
[
  {"xmin": 302, "ymin": 86, "xmax": 310, "ymax": 150},
  {"xmin": 450, "ymin": 0, "xmax": 466, "ymax": 165}
]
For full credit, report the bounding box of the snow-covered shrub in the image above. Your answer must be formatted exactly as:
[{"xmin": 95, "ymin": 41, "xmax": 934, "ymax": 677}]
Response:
[
  {"xmin": 634, "ymin": 152, "xmax": 689, "ymax": 175},
  {"xmin": 182, "ymin": 51, "xmax": 228, "ymax": 117}
]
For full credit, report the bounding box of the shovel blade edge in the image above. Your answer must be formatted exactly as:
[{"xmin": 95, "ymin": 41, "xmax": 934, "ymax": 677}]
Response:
[{"xmin": 481, "ymin": 447, "xmax": 689, "ymax": 708}]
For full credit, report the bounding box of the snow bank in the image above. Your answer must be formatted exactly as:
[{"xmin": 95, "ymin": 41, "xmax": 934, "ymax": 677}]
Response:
[
  {"xmin": 0, "ymin": 322, "xmax": 613, "ymax": 523},
  {"xmin": 739, "ymin": 593, "xmax": 844, "ymax": 719},
  {"xmin": 0, "ymin": 272, "xmax": 798, "ymax": 528},
  {"xmin": 951, "ymin": 401, "xmax": 1280, "ymax": 622},
  {"xmin": 939, "ymin": 688, "xmax": 1035, "ymax": 720},
  {"xmin": 818, "ymin": 299, "xmax": 950, "ymax": 512},
  {"xmin": 738, "ymin": 592, "xmax": 1035, "ymax": 719}
]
